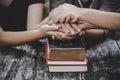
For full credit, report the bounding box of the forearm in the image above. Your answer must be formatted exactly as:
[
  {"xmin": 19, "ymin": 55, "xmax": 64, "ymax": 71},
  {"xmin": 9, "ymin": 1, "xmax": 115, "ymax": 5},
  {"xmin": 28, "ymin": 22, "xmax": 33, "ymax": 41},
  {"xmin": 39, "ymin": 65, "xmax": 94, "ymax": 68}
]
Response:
[
  {"xmin": 0, "ymin": 30, "xmax": 44, "ymax": 46},
  {"xmin": 79, "ymin": 9, "xmax": 120, "ymax": 30},
  {"xmin": 84, "ymin": 29, "xmax": 104, "ymax": 40},
  {"xmin": 29, "ymin": 17, "xmax": 50, "ymax": 30},
  {"xmin": 27, "ymin": 3, "xmax": 44, "ymax": 30}
]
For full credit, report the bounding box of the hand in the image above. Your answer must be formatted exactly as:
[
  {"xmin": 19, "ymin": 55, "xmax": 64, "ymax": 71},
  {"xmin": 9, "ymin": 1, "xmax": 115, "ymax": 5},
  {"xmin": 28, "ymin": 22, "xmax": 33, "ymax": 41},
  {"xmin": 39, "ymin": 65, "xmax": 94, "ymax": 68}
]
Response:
[
  {"xmin": 78, "ymin": 22, "xmax": 98, "ymax": 31},
  {"xmin": 49, "ymin": 3, "xmax": 81, "ymax": 23},
  {"xmin": 50, "ymin": 31, "xmax": 78, "ymax": 40},
  {"xmin": 37, "ymin": 24, "xmax": 59, "ymax": 37},
  {"xmin": 57, "ymin": 22, "xmax": 87, "ymax": 37},
  {"xmin": 52, "ymin": 23, "xmax": 82, "ymax": 40},
  {"xmin": 57, "ymin": 23, "xmax": 80, "ymax": 35}
]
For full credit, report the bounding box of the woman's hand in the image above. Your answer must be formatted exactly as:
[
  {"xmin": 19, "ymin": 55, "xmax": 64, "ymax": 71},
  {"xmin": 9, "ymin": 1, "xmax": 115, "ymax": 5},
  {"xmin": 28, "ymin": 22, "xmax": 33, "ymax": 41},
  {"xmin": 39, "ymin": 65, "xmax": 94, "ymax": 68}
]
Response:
[{"xmin": 49, "ymin": 3, "xmax": 81, "ymax": 23}]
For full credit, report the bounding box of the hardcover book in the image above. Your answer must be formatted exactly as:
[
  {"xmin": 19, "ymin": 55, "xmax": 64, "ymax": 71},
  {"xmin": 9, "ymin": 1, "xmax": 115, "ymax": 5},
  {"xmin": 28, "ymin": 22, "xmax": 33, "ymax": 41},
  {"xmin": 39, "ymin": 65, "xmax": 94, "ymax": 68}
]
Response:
[
  {"xmin": 45, "ymin": 43, "xmax": 88, "ymax": 72},
  {"xmin": 47, "ymin": 58, "xmax": 88, "ymax": 72},
  {"xmin": 46, "ymin": 58, "xmax": 87, "ymax": 66},
  {"xmin": 47, "ymin": 37, "xmax": 85, "ymax": 60},
  {"xmin": 48, "ymin": 65, "xmax": 87, "ymax": 72}
]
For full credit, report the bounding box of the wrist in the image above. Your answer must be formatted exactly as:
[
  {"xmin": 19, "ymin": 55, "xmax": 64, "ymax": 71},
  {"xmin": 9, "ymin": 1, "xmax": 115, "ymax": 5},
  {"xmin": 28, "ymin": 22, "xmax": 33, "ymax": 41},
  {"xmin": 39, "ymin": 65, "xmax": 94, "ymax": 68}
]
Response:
[
  {"xmin": 37, "ymin": 29, "xmax": 47, "ymax": 38},
  {"xmin": 78, "ymin": 8, "xmax": 93, "ymax": 21}
]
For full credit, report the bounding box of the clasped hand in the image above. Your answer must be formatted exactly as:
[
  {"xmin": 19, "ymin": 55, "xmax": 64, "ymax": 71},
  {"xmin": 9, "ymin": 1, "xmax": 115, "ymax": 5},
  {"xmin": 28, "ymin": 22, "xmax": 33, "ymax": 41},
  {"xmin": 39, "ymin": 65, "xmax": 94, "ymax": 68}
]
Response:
[{"xmin": 48, "ymin": 3, "xmax": 86, "ymax": 40}]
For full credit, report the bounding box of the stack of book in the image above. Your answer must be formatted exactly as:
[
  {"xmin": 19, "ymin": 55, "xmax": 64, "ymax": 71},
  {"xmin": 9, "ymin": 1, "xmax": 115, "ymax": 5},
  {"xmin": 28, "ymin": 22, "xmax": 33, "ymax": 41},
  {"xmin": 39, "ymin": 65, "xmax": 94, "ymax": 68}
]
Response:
[{"xmin": 45, "ymin": 38, "xmax": 88, "ymax": 72}]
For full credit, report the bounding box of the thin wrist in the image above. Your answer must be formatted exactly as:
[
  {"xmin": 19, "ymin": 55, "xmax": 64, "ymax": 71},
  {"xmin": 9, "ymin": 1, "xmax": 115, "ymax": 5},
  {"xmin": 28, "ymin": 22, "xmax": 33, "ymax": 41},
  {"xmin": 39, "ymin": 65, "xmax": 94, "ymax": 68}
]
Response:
[
  {"xmin": 78, "ymin": 8, "xmax": 93, "ymax": 21},
  {"xmin": 36, "ymin": 29, "xmax": 46, "ymax": 38},
  {"xmin": 78, "ymin": 8, "xmax": 87, "ymax": 20}
]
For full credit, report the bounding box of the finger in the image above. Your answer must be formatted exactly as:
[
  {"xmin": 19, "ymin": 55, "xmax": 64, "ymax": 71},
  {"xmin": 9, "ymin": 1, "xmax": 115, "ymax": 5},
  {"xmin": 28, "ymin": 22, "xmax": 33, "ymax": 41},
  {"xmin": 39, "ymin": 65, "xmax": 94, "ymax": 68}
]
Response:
[
  {"xmin": 47, "ymin": 25, "xmax": 58, "ymax": 31},
  {"xmin": 70, "ymin": 17, "xmax": 79, "ymax": 23},
  {"xmin": 54, "ymin": 13, "xmax": 63, "ymax": 23},
  {"xmin": 60, "ymin": 15, "xmax": 67, "ymax": 23},
  {"xmin": 55, "ymin": 32, "xmax": 72, "ymax": 40},
  {"xmin": 77, "ymin": 20, "xmax": 83, "ymax": 24},
  {"xmin": 47, "ymin": 31, "xmax": 61, "ymax": 38},
  {"xmin": 53, "ymin": 32, "xmax": 65, "ymax": 40},
  {"xmin": 56, "ymin": 24, "xmax": 63, "ymax": 32},
  {"xmin": 47, "ymin": 31, "xmax": 54, "ymax": 37},
  {"xmin": 65, "ymin": 14, "xmax": 72, "ymax": 23},
  {"xmin": 56, "ymin": 23, "xmax": 62, "ymax": 29},
  {"xmin": 54, "ymin": 35, "xmax": 61, "ymax": 40},
  {"xmin": 60, "ymin": 23, "xmax": 70, "ymax": 33},
  {"xmin": 71, "ymin": 24, "xmax": 81, "ymax": 33},
  {"xmin": 61, "ymin": 35, "xmax": 77, "ymax": 40},
  {"xmin": 48, "ymin": 20, "xmax": 54, "ymax": 25},
  {"xmin": 58, "ymin": 28, "xmax": 63, "ymax": 32},
  {"xmin": 79, "ymin": 31, "xmax": 85, "ymax": 36},
  {"xmin": 64, "ymin": 23, "xmax": 75, "ymax": 35},
  {"xmin": 52, "ymin": 36, "xmax": 55, "ymax": 40},
  {"xmin": 78, "ymin": 24, "xmax": 87, "ymax": 30}
]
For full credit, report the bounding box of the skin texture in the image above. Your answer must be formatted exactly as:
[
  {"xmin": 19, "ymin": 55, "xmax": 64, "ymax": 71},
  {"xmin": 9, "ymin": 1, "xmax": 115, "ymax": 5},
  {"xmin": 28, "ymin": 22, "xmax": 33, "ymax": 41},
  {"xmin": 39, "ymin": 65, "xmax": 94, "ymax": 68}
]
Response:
[
  {"xmin": 0, "ymin": 24, "xmax": 59, "ymax": 46},
  {"xmin": 49, "ymin": 3, "xmax": 120, "ymax": 30},
  {"xmin": 0, "ymin": 1, "xmax": 107, "ymax": 46},
  {"xmin": 48, "ymin": 4, "xmax": 105, "ymax": 40},
  {"xmin": 27, "ymin": 3, "xmax": 44, "ymax": 30}
]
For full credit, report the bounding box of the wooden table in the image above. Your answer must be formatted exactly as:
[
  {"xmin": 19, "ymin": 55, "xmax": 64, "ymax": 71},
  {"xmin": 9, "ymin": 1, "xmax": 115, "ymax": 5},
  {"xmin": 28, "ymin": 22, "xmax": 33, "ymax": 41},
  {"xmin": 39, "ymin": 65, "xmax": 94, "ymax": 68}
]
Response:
[{"xmin": 0, "ymin": 38, "xmax": 120, "ymax": 80}]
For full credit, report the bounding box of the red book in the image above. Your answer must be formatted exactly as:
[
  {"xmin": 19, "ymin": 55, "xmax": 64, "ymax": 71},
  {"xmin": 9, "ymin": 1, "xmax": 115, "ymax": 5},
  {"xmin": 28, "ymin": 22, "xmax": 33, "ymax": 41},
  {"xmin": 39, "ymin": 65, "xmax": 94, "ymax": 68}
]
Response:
[
  {"xmin": 45, "ymin": 43, "xmax": 88, "ymax": 66},
  {"xmin": 46, "ymin": 58, "xmax": 88, "ymax": 66},
  {"xmin": 44, "ymin": 43, "xmax": 88, "ymax": 72}
]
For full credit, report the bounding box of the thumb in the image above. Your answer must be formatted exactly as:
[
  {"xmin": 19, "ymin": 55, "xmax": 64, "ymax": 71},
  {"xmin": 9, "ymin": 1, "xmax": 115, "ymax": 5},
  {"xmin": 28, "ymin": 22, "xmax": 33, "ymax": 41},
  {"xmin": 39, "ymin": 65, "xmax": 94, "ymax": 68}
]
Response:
[
  {"xmin": 46, "ymin": 31, "xmax": 57, "ymax": 37},
  {"xmin": 78, "ymin": 24, "xmax": 88, "ymax": 30},
  {"xmin": 47, "ymin": 25, "xmax": 58, "ymax": 31}
]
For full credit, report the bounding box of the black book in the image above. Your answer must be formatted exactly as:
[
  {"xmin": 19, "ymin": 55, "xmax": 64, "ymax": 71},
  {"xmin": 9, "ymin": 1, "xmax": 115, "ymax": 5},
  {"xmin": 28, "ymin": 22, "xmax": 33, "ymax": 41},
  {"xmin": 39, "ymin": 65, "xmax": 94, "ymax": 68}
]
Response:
[{"xmin": 46, "ymin": 37, "xmax": 86, "ymax": 60}]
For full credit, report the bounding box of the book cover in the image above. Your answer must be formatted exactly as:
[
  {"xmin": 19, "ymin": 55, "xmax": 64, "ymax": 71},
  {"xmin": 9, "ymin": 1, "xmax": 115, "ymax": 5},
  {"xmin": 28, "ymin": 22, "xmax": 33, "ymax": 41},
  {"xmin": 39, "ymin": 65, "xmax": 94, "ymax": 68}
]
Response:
[
  {"xmin": 47, "ymin": 37, "xmax": 86, "ymax": 60},
  {"xmin": 45, "ymin": 43, "xmax": 88, "ymax": 72},
  {"xmin": 45, "ymin": 42, "xmax": 88, "ymax": 65},
  {"xmin": 46, "ymin": 58, "xmax": 88, "ymax": 66},
  {"xmin": 48, "ymin": 65, "xmax": 87, "ymax": 72}
]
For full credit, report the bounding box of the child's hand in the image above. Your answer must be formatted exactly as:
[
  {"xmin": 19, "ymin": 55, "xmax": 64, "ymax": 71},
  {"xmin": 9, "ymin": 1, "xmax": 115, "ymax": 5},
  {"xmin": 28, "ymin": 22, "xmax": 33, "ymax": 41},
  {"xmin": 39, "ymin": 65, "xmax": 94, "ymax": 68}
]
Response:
[{"xmin": 38, "ymin": 24, "xmax": 59, "ymax": 37}]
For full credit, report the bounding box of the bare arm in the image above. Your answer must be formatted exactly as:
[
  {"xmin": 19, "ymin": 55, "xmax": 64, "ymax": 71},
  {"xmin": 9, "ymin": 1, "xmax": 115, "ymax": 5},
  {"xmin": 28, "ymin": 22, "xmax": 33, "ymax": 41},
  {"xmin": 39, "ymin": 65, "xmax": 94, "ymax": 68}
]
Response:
[
  {"xmin": 50, "ymin": 3, "xmax": 120, "ymax": 30},
  {"xmin": 83, "ymin": 29, "xmax": 104, "ymax": 40},
  {"xmin": 79, "ymin": 9, "xmax": 120, "ymax": 30},
  {"xmin": 0, "ymin": 25, "xmax": 58, "ymax": 46},
  {"xmin": 0, "ymin": 0, "xmax": 13, "ymax": 7},
  {"xmin": 0, "ymin": 29, "xmax": 43, "ymax": 46},
  {"xmin": 27, "ymin": 3, "xmax": 44, "ymax": 30}
]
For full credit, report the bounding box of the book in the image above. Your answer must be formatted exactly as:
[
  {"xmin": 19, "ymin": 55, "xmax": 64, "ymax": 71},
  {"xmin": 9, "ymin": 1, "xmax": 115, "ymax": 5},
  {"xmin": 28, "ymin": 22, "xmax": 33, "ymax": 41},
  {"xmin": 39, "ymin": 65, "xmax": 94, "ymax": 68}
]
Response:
[
  {"xmin": 46, "ymin": 58, "xmax": 87, "ymax": 66},
  {"xmin": 47, "ymin": 38, "xmax": 85, "ymax": 60},
  {"xmin": 48, "ymin": 65, "xmax": 87, "ymax": 72},
  {"xmin": 45, "ymin": 43, "xmax": 88, "ymax": 72},
  {"xmin": 47, "ymin": 59, "xmax": 88, "ymax": 72}
]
